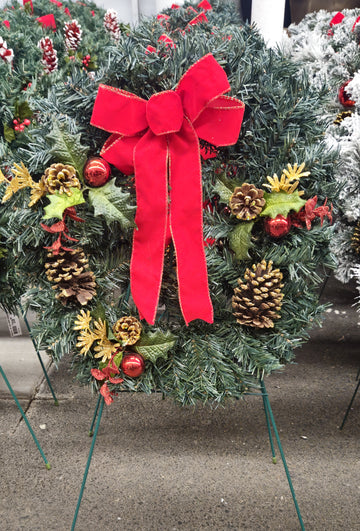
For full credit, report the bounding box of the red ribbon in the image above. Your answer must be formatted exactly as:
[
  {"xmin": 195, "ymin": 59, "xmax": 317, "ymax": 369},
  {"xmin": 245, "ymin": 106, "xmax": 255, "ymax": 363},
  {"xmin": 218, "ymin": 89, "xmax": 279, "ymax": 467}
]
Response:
[{"xmin": 91, "ymin": 54, "xmax": 245, "ymax": 325}]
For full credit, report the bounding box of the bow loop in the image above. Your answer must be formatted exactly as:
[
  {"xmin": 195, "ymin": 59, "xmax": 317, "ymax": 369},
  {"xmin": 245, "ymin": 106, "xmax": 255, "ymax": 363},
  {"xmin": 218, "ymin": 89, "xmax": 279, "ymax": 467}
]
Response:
[
  {"xmin": 176, "ymin": 54, "xmax": 230, "ymax": 122},
  {"xmin": 91, "ymin": 85, "xmax": 147, "ymax": 136}
]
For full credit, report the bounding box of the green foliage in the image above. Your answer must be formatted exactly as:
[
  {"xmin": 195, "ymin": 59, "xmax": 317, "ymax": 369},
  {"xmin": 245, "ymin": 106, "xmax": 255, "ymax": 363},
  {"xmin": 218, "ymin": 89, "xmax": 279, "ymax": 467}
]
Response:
[
  {"xmin": 47, "ymin": 124, "xmax": 89, "ymax": 178},
  {"xmin": 228, "ymin": 221, "xmax": 254, "ymax": 260},
  {"xmin": 43, "ymin": 188, "xmax": 85, "ymax": 219},
  {"xmin": 88, "ymin": 180, "xmax": 136, "ymax": 229},
  {"xmin": 134, "ymin": 331, "xmax": 177, "ymax": 363},
  {"xmin": 260, "ymin": 191, "xmax": 306, "ymax": 218}
]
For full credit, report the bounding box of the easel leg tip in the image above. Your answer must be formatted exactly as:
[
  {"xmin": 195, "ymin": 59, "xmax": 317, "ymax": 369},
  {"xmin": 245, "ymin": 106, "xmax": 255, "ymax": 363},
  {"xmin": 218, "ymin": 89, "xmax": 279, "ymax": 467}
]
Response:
[
  {"xmin": 88, "ymin": 431, "xmax": 94, "ymax": 437},
  {"xmin": 45, "ymin": 463, "xmax": 51, "ymax": 470},
  {"xmin": 272, "ymin": 457, "xmax": 277, "ymax": 464},
  {"xmin": 54, "ymin": 400, "xmax": 59, "ymax": 406}
]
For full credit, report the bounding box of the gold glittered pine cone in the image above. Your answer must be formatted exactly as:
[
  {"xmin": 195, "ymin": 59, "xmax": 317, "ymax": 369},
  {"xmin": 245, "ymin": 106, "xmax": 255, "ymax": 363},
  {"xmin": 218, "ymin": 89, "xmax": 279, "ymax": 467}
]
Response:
[
  {"xmin": 45, "ymin": 248, "xmax": 96, "ymax": 306},
  {"xmin": 351, "ymin": 221, "xmax": 360, "ymax": 255},
  {"xmin": 43, "ymin": 163, "xmax": 80, "ymax": 196},
  {"xmin": 229, "ymin": 183, "xmax": 265, "ymax": 221},
  {"xmin": 113, "ymin": 316, "xmax": 142, "ymax": 345},
  {"xmin": 232, "ymin": 259, "xmax": 284, "ymax": 328}
]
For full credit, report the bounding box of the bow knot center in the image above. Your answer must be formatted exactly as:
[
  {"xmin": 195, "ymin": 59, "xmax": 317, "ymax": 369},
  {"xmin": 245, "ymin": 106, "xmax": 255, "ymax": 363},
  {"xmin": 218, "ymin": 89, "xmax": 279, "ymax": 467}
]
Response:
[{"xmin": 146, "ymin": 91, "xmax": 183, "ymax": 136}]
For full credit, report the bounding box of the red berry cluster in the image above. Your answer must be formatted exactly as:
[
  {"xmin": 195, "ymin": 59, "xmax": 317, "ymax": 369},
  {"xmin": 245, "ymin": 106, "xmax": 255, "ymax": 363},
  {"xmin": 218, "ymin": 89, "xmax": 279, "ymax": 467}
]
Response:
[
  {"xmin": 23, "ymin": 82, "xmax": 32, "ymax": 91},
  {"xmin": 82, "ymin": 54, "xmax": 91, "ymax": 67},
  {"xmin": 13, "ymin": 118, "xmax": 31, "ymax": 132}
]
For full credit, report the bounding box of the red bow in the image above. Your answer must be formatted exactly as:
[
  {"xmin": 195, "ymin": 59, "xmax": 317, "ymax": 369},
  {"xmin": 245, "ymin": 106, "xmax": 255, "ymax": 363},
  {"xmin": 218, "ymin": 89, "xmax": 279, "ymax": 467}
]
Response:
[{"xmin": 91, "ymin": 54, "xmax": 245, "ymax": 325}]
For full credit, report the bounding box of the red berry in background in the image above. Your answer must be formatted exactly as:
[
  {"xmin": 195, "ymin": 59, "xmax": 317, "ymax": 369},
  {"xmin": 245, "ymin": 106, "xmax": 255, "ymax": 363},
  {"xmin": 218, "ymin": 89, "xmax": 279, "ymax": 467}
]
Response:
[
  {"xmin": 14, "ymin": 125, "xmax": 19, "ymax": 131},
  {"xmin": 19, "ymin": 124, "xmax": 25, "ymax": 131},
  {"xmin": 264, "ymin": 215, "xmax": 292, "ymax": 238},
  {"xmin": 338, "ymin": 80, "xmax": 356, "ymax": 108},
  {"xmin": 23, "ymin": 118, "xmax": 31, "ymax": 126},
  {"xmin": 121, "ymin": 353, "xmax": 145, "ymax": 378},
  {"xmin": 83, "ymin": 157, "xmax": 111, "ymax": 187}
]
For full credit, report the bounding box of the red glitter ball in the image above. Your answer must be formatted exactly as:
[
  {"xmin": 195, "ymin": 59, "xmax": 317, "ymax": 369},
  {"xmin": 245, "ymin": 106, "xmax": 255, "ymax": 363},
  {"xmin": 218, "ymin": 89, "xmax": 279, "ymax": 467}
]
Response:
[
  {"xmin": 264, "ymin": 215, "xmax": 291, "ymax": 238},
  {"xmin": 338, "ymin": 80, "xmax": 356, "ymax": 108},
  {"xmin": 121, "ymin": 353, "xmax": 145, "ymax": 378},
  {"xmin": 84, "ymin": 157, "xmax": 111, "ymax": 187}
]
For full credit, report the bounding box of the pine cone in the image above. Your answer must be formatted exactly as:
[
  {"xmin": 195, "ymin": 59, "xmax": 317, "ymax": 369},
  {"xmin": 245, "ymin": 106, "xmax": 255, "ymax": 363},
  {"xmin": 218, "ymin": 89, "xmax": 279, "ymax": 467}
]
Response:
[
  {"xmin": 38, "ymin": 37, "xmax": 58, "ymax": 74},
  {"xmin": 64, "ymin": 19, "xmax": 82, "ymax": 52},
  {"xmin": 351, "ymin": 221, "xmax": 360, "ymax": 255},
  {"xmin": 333, "ymin": 110, "xmax": 353, "ymax": 125},
  {"xmin": 229, "ymin": 183, "xmax": 265, "ymax": 221},
  {"xmin": 232, "ymin": 259, "xmax": 284, "ymax": 328},
  {"xmin": 45, "ymin": 248, "xmax": 96, "ymax": 306},
  {"xmin": 113, "ymin": 316, "xmax": 142, "ymax": 345},
  {"xmin": 43, "ymin": 163, "xmax": 80, "ymax": 196},
  {"xmin": 104, "ymin": 9, "xmax": 120, "ymax": 41}
]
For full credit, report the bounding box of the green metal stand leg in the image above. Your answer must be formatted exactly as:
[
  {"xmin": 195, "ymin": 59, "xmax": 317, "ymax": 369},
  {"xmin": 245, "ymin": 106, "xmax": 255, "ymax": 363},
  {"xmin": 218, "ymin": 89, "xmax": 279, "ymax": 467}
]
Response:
[
  {"xmin": 339, "ymin": 377, "xmax": 360, "ymax": 430},
  {"xmin": 0, "ymin": 365, "xmax": 51, "ymax": 469},
  {"xmin": 71, "ymin": 396, "xmax": 104, "ymax": 531},
  {"xmin": 88, "ymin": 394, "xmax": 102, "ymax": 436},
  {"xmin": 21, "ymin": 308, "xmax": 58, "ymax": 406},
  {"xmin": 260, "ymin": 380, "xmax": 305, "ymax": 531},
  {"xmin": 262, "ymin": 388, "xmax": 277, "ymax": 464}
]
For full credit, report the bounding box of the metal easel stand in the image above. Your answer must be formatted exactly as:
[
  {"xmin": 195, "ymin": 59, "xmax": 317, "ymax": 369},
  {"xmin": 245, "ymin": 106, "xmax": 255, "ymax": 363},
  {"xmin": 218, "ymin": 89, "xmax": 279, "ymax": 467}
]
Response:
[
  {"xmin": 0, "ymin": 365, "xmax": 51, "ymax": 469},
  {"xmin": 339, "ymin": 368, "xmax": 360, "ymax": 430},
  {"xmin": 20, "ymin": 305, "xmax": 59, "ymax": 406},
  {"xmin": 71, "ymin": 381, "xmax": 305, "ymax": 531}
]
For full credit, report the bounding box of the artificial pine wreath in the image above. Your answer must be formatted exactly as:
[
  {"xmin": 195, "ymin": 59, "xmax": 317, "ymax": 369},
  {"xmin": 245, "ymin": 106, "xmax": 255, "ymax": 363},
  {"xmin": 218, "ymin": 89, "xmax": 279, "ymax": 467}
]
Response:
[
  {"xmin": 0, "ymin": 1, "xmax": 338, "ymax": 405},
  {"xmin": 284, "ymin": 8, "xmax": 360, "ymax": 287}
]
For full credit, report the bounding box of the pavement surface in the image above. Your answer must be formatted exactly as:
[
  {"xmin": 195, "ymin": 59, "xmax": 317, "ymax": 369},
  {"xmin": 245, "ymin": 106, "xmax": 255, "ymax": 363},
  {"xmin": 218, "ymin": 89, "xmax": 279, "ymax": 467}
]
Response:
[{"xmin": 0, "ymin": 275, "xmax": 359, "ymax": 531}]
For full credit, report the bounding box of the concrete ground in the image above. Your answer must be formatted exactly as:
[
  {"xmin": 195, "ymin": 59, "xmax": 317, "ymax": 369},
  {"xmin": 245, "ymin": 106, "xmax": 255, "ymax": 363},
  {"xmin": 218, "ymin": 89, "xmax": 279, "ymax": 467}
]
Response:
[{"xmin": 0, "ymin": 275, "xmax": 359, "ymax": 531}]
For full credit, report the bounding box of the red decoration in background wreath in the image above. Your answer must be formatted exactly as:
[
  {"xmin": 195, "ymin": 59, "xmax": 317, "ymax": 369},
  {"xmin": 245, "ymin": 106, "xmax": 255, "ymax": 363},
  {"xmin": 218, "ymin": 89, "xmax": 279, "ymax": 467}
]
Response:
[
  {"xmin": 338, "ymin": 80, "xmax": 356, "ymax": 108},
  {"xmin": 83, "ymin": 157, "xmax": 111, "ymax": 187},
  {"xmin": 121, "ymin": 353, "xmax": 145, "ymax": 377},
  {"xmin": 264, "ymin": 215, "xmax": 292, "ymax": 238}
]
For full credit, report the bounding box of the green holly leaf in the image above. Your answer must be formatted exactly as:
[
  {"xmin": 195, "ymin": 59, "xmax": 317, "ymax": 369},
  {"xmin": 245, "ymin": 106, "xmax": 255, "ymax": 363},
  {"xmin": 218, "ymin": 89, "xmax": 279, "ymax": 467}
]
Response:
[
  {"xmin": 3, "ymin": 123, "xmax": 15, "ymax": 143},
  {"xmin": 43, "ymin": 188, "xmax": 85, "ymax": 220},
  {"xmin": 229, "ymin": 221, "xmax": 254, "ymax": 260},
  {"xmin": 213, "ymin": 173, "xmax": 235, "ymax": 204},
  {"xmin": 113, "ymin": 349, "xmax": 123, "ymax": 368},
  {"xmin": 260, "ymin": 191, "xmax": 306, "ymax": 219},
  {"xmin": 134, "ymin": 331, "xmax": 177, "ymax": 363},
  {"xmin": 47, "ymin": 123, "xmax": 89, "ymax": 178},
  {"xmin": 88, "ymin": 179, "xmax": 136, "ymax": 230},
  {"xmin": 14, "ymin": 101, "xmax": 33, "ymax": 121}
]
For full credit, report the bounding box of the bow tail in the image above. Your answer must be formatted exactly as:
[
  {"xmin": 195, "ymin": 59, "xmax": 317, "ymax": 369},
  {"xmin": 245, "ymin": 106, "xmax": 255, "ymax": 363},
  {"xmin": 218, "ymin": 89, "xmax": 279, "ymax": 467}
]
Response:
[
  {"xmin": 131, "ymin": 131, "xmax": 169, "ymax": 324},
  {"xmin": 169, "ymin": 119, "xmax": 214, "ymax": 325}
]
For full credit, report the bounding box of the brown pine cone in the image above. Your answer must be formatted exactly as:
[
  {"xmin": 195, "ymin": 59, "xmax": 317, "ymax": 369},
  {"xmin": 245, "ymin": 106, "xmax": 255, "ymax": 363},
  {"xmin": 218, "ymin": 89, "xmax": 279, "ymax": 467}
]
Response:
[
  {"xmin": 229, "ymin": 183, "xmax": 265, "ymax": 221},
  {"xmin": 113, "ymin": 316, "xmax": 142, "ymax": 345},
  {"xmin": 43, "ymin": 163, "xmax": 80, "ymax": 196},
  {"xmin": 45, "ymin": 248, "xmax": 96, "ymax": 306},
  {"xmin": 351, "ymin": 221, "xmax": 360, "ymax": 255},
  {"xmin": 232, "ymin": 259, "xmax": 284, "ymax": 328}
]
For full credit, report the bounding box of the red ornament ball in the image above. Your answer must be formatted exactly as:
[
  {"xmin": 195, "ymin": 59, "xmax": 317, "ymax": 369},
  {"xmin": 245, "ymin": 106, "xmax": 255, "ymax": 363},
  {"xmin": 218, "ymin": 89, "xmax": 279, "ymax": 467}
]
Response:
[
  {"xmin": 121, "ymin": 353, "xmax": 145, "ymax": 378},
  {"xmin": 338, "ymin": 80, "xmax": 356, "ymax": 108},
  {"xmin": 264, "ymin": 215, "xmax": 291, "ymax": 238},
  {"xmin": 84, "ymin": 157, "xmax": 111, "ymax": 187}
]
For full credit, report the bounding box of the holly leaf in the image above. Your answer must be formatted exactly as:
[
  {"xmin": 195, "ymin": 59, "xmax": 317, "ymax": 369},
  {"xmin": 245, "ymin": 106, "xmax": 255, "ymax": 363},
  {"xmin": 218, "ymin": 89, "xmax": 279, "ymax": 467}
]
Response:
[
  {"xmin": 213, "ymin": 173, "xmax": 235, "ymax": 204},
  {"xmin": 134, "ymin": 331, "xmax": 177, "ymax": 363},
  {"xmin": 229, "ymin": 221, "xmax": 254, "ymax": 260},
  {"xmin": 14, "ymin": 101, "xmax": 33, "ymax": 121},
  {"xmin": 3, "ymin": 123, "xmax": 15, "ymax": 143},
  {"xmin": 43, "ymin": 188, "xmax": 85, "ymax": 220},
  {"xmin": 88, "ymin": 179, "xmax": 136, "ymax": 230},
  {"xmin": 113, "ymin": 350, "xmax": 123, "ymax": 368},
  {"xmin": 260, "ymin": 191, "xmax": 306, "ymax": 219},
  {"xmin": 46, "ymin": 123, "xmax": 89, "ymax": 178}
]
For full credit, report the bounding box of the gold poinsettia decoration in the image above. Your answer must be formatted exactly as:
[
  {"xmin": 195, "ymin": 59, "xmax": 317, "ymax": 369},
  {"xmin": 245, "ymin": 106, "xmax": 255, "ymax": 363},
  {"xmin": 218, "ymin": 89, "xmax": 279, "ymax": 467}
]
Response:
[
  {"xmin": 73, "ymin": 310, "xmax": 120, "ymax": 361},
  {"xmin": 263, "ymin": 162, "xmax": 310, "ymax": 196},
  {"xmin": 94, "ymin": 337, "xmax": 120, "ymax": 363},
  {"xmin": 0, "ymin": 169, "xmax": 7, "ymax": 183},
  {"xmin": 1, "ymin": 162, "xmax": 48, "ymax": 205}
]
